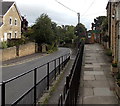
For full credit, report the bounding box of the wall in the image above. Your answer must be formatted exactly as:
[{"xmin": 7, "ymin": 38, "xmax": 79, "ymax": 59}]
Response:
[
  {"xmin": 0, "ymin": 27, "xmax": 2, "ymax": 41},
  {"xmin": 2, "ymin": 46, "xmax": 16, "ymax": 61},
  {"xmin": 2, "ymin": 42, "xmax": 36, "ymax": 61},
  {"xmin": 19, "ymin": 42, "xmax": 36, "ymax": 57}
]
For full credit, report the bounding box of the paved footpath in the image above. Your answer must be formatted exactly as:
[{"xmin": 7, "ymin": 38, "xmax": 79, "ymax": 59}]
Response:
[{"xmin": 77, "ymin": 44, "xmax": 119, "ymax": 104}]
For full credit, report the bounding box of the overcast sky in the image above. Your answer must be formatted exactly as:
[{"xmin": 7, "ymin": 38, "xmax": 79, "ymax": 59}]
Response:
[{"xmin": 4, "ymin": 0, "xmax": 109, "ymax": 30}]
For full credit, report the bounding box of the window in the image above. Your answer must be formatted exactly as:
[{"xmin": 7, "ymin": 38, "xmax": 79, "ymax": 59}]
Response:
[
  {"xmin": 15, "ymin": 32, "xmax": 17, "ymax": 38},
  {"xmin": 10, "ymin": 17, "xmax": 12, "ymax": 25},
  {"xmin": 8, "ymin": 33, "xmax": 12, "ymax": 39},
  {"xmin": 15, "ymin": 19, "xmax": 17, "ymax": 25}
]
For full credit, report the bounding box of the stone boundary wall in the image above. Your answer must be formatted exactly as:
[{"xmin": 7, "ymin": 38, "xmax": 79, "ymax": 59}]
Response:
[
  {"xmin": 19, "ymin": 42, "xmax": 36, "ymax": 57},
  {"xmin": 2, "ymin": 46, "xmax": 16, "ymax": 61},
  {"xmin": 2, "ymin": 42, "xmax": 36, "ymax": 61}
]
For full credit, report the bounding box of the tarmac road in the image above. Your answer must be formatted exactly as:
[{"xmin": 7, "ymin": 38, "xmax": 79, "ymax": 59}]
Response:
[{"xmin": 2, "ymin": 47, "xmax": 71, "ymax": 104}]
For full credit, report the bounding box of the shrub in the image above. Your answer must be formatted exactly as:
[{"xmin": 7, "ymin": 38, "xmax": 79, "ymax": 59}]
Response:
[
  {"xmin": 1, "ymin": 41, "xmax": 8, "ymax": 49},
  {"xmin": 116, "ymin": 73, "xmax": 120, "ymax": 79},
  {"xmin": 106, "ymin": 49, "xmax": 112, "ymax": 56},
  {"xmin": 116, "ymin": 73, "xmax": 120, "ymax": 86},
  {"xmin": 112, "ymin": 61, "xmax": 117, "ymax": 67}
]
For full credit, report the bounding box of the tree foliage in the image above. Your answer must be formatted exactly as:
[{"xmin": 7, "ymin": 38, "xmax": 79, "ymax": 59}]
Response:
[
  {"xmin": 32, "ymin": 14, "xmax": 55, "ymax": 45},
  {"xmin": 25, "ymin": 13, "xmax": 86, "ymax": 47},
  {"xmin": 75, "ymin": 23, "xmax": 87, "ymax": 37}
]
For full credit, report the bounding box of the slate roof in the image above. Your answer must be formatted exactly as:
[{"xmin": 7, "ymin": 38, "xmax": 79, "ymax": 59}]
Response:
[{"xmin": 2, "ymin": 1, "xmax": 14, "ymax": 15}]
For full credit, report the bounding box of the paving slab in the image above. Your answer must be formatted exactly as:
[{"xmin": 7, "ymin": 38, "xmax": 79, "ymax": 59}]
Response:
[
  {"xmin": 84, "ymin": 75, "xmax": 95, "ymax": 81},
  {"xmin": 84, "ymin": 71, "xmax": 104, "ymax": 76},
  {"xmin": 83, "ymin": 88, "xmax": 94, "ymax": 97},
  {"xmin": 84, "ymin": 65, "xmax": 101, "ymax": 68},
  {"xmin": 83, "ymin": 96, "xmax": 118, "ymax": 104},
  {"xmin": 95, "ymin": 75, "xmax": 107, "ymax": 80},
  {"xmin": 84, "ymin": 80, "xmax": 110, "ymax": 88},
  {"xmin": 93, "ymin": 88, "xmax": 115, "ymax": 96},
  {"xmin": 77, "ymin": 44, "xmax": 119, "ymax": 104}
]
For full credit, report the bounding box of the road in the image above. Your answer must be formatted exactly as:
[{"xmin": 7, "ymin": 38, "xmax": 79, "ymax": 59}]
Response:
[{"xmin": 2, "ymin": 47, "xmax": 71, "ymax": 104}]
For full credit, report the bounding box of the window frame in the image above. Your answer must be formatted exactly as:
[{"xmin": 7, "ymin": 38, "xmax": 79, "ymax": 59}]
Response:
[
  {"xmin": 15, "ymin": 18, "xmax": 17, "ymax": 26},
  {"xmin": 9, "ymin": 17, "xmax": 12, "ymax": 25}
]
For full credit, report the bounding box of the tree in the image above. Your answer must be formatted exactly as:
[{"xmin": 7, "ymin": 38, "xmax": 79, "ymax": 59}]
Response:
[
  {"xmin": 75, "ymin": 23, "xmax": 87, "ymax": 37},
  {"xmin": 32, "ymin": 14, "xmax": 55, "ymax": 45},
  {"xmin": 21, "ymin": 16, "xmax": 28, "ymax": 34}
]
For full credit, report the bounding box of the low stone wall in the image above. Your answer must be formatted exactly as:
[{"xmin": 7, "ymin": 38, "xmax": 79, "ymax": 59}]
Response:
[
  {"xmin": 19, "ymin": 42, "xmax": 36, "ymax": 57},
  {"xmin": 2, "ymin": 46, "xmax": 16, "ymax": 61},
  {"xmin": 2, "ymin": 42, "xmax": 36, "ymax": 61}
]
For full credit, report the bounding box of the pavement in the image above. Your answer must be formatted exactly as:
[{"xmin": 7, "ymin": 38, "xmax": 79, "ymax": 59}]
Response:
[
  {"xmin": 39, "ymin": 43, "xmax": 120, "ymax": 105},
  {"xmin": 38, "ymin": 48, "xmax": 77, "ymax": 104},
  {"xmin": 77, "ymin": 43, "xmax": 119, "ymax": 104}
]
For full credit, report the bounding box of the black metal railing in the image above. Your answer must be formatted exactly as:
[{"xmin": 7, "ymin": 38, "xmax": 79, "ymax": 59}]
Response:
[
  {"xmin": 58, "ymin": 42, "xmax": 84, "ymax": 106},
  {"xmin": 1, "ymin": 53, "xmax": 70, "ymax": 106}
]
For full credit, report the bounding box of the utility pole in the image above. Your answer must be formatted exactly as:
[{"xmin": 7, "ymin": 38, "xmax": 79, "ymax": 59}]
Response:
[
  {"xmin": 77, "ymin": 13, "xmax": 80, "ymax": 48},
  {"xmin": 77, "ymin": 13, "xmax": 80, "ymax": 24}
]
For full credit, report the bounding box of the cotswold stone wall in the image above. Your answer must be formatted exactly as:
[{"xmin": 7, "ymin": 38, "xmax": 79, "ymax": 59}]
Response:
[
  {"xmin": 19, "ymin": 42, "xmax": 36, "ymax": 57},
  {"xmin": 2, "ymin": 46, "xmax": 16, "ymax": 61},
  {"xmin": 2, "ymin": 42, "xmax": 36, "ymax": 61}
]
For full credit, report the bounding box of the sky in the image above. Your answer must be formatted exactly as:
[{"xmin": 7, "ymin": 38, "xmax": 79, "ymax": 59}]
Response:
[{"xmin": 3, "ymin": 0, "xmax": 109, "ymax": 30}]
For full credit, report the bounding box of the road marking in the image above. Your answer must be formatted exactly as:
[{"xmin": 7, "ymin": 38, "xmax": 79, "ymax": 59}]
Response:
[
  {"xmin": 1, "ymin": 48, "xmax": 71, "ymax": 68},
  {"xmin": 1, "ymin": 54, "xmax": 49, "ymax": 68}
]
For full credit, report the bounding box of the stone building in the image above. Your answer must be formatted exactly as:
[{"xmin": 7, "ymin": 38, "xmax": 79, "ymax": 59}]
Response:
[
  {"xmin": 106, "ymin": 1, "xmax": 120, "ymax": 71},
  {"xmin": 115, "ymin": 1, "xmax": 120, "ymax": 71},
  {"xmin": 0, "ymin": 1, "xmax": 22, "ymax": 42}
]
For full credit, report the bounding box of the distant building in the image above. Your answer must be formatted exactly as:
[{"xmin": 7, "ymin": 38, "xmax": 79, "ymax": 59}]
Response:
[
  {"xmin": 86, "ymin": 30, "xmax": 95, "ymax": 44},
  {"xmin": 0, "ymin": 1, "xmax": 22, "ymax": 42}
]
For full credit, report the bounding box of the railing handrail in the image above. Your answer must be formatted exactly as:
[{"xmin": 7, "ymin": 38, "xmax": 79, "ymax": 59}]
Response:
[
  {"xmin": 1, "ymin": 53, "xmax": 70, "ymax": 84},
  {"xmin": 58, "ymin": 41, "xmax": 85, "ymax": 105}
]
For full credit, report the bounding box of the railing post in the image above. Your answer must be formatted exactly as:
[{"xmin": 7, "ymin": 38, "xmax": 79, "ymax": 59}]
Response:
[
  {"xmin": 34, "ymin": 68, "xmax": 37, "ymax": 106},
  {"xmin": 1, "ymin": 82, "xmax": 5, "ymax": 106},
  {"xmin": 47, "ymin": 63, "xmax": 49, "ymax": 90},
  {"xmin": 62, "ymin": 56, "xmax": 63, "ymax": 70},
  {"xmin": 54, "ymin": 60, "xmax": 56, "ymax": 80},
  {"xmin": 59, "ymin": 57, "xmax": 60, "ymax": 74},
  {"xmin": 66, "ymin": 76, "xmax": 69, "ymax": 92}
]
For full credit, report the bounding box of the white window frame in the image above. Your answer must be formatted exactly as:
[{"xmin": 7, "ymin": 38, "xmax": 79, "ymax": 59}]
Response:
[
  {"xmin": 4, "ymin": 33, "xmax": 7, "ymax": 41},
  {"xmin": 10, "ymin": 17, "xmax": 12, "ymax": 25}
]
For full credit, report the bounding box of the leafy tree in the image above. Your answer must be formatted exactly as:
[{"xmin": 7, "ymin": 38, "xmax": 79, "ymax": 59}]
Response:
[
  {"xmin": 32, "ymin": 14, "xmax": 55, "ymax": 45},
  {"xmin": 75, "ymin": 23, "xmax": 87, "ymax": 37},
  {"xmin": 93, "ymin": 16, "xmax": 107, "ymax": 29},
  {"xmin": 21, "ymin": 16, "xmax": 28, "ymax": 34}
]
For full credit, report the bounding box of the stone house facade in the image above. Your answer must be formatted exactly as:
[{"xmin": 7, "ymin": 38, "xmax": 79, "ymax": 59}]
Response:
[
  {"xmin": 106, "ymin": 1, "xmax": 120, "ymax": 71},
  {"xmin": 115, "ymin": 1, "xmax": 120, "ymax": 71},
  {"xmin": 0, "ymin": 1, "xmax": 22, "ymax": 42}
]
